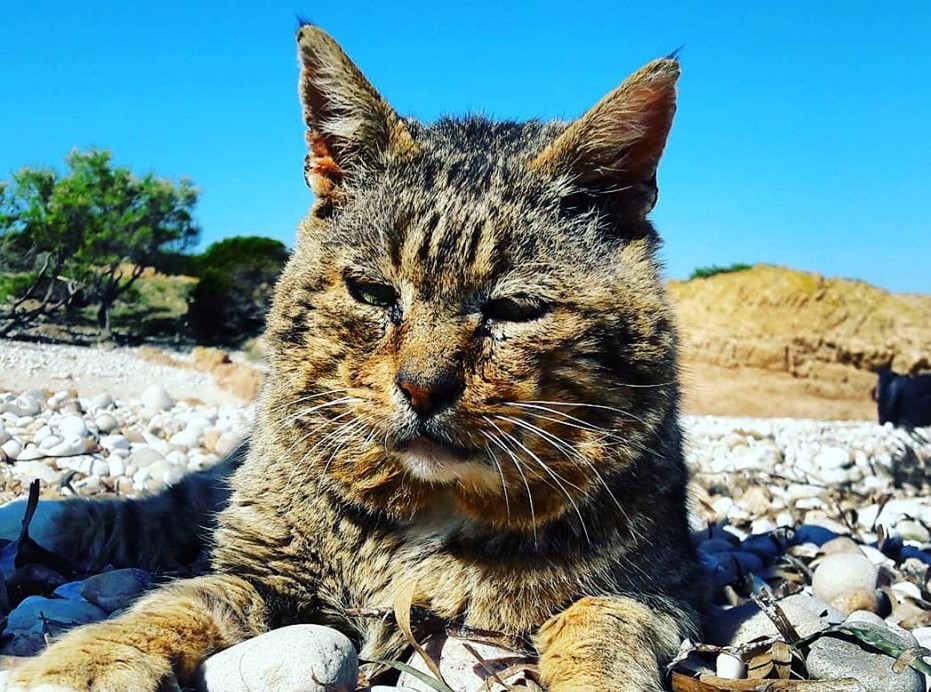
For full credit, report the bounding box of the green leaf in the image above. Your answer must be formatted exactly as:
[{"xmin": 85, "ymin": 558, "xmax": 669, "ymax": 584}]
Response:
[{"xmin": 368, "ymin": 659, "xmax": 456, "ymax": 692}]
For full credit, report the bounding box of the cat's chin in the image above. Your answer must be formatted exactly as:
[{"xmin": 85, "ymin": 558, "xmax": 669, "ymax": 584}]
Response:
[{"xmin": 396, "ymin": 437, "xmax": 496, "ymax": 487}]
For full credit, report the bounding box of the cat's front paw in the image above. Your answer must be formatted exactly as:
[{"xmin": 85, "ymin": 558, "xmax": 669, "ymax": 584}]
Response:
[
  {"xmin": 6, "ymin": 622, "xmax": 178, "ymax": 692},
  {"xmin": 536, "ymin": 596, "xmax": 676, "ymax": 692}
]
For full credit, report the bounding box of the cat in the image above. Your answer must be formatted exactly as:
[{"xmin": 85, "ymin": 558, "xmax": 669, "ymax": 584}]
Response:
[{"xmin": 8, "ymin": 24, "xmax": 705, "ymax": 691}]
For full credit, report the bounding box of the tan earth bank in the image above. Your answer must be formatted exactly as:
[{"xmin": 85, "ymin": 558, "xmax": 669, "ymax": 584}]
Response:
[{"xmin": 672, "ymin": 264, "xmax": 931, "ymax": 420}]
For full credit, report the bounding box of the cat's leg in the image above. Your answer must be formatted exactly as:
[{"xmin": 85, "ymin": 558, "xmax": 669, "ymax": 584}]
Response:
[
  {"xmin": 0, "ymin": 449, "xmax": 239, "ymax": 572},
  {"xmin": 7, "ymin": 572, "xmax": 268, "ymax": 691},
  {"xmin": 535, "ymin": 595, "xmax": 691, "ymax": 692}
]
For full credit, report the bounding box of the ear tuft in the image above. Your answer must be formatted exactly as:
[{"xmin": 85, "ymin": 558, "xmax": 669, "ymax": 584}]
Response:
[
  {"xmin": 531, "ymin": 57, "xmax": 680, "ymax": 219},
  {"xmin": 297, "ymin": 26, "xmax": 416, "ymax": 199}
]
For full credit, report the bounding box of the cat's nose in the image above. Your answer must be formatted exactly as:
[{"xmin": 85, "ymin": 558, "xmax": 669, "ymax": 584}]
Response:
[{"xmin": 396, "ymin": 371, "xmax": 462, "ymax": 417}]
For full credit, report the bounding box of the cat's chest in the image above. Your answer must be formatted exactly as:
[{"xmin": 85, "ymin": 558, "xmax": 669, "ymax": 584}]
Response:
[{"xmin": 323, "ymin": 511, "xmax": 578, "ymax": 636}]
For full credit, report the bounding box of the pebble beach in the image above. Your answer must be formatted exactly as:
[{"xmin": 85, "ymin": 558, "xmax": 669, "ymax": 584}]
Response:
[{"xmin": 1, "ymin": 339, "xmax": 930, "ymax": 691}]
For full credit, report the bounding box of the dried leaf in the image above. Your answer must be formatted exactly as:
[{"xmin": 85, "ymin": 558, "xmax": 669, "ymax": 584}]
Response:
[
  {"xmin": 892, "ymin": 645, "xmax": 931, "ymax": 674},
  {"xmin": 393, "ymin": 580, "xmax": 448, "ymax": 688},
  {"xmin": 771, "ymin": 640, "xmax": 792, "ymax": 680}
]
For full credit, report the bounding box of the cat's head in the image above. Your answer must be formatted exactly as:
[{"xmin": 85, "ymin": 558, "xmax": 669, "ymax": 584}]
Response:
[{"xmin": 263, "ymin": 25, "xmax": 681, "ymax": 529}]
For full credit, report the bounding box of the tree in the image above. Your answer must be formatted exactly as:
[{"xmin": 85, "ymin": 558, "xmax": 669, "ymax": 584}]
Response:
[
  {"xmin": 187, "ymin": 236, "xmax": 289, "ymax": 343},
  {"xmin": 0, "ymin": 149, "xmax": 200, "ymax": 338}
]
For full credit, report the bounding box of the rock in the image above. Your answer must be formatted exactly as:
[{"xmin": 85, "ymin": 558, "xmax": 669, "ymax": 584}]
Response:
[
  {"xmin": 715, "ymin": 652, "xmax": 745, "ymax": 679},
  {"xmin": 806, "ymin": 616, "xmax": 923, "ymax": 692},
  {"xmin": 911, "ymin": 626, "xmax": 931, "ymax": 649},
  {"xmin": 778, "ymin": 593, "xmax": 846, "ymax": 625},
  {"xmin": 845, "ymin": 610, "xmax": 917, "ymax": 646},
  {"xmin": 90, "ymin": 392, "xmax": 115, "ymax": 409},
  {"xmin": 894, "ymin": 519, "xmax": 930, "ymax": 543},
  {"xmin": 53, "ymin": 581, "xmax": 85, "ymax": 600},
  {"xmin": 811, "ymin": 553, "xmax": 878, "ymax": 604},
  {"xmin": 1, "ymin": 439, "xmax": 22, "ymax": 460},
  {"xmin": 10, "ymin": 461, "xmax": 60, "ymax": 485},
  {"xmin": 194, "ymin": 625, "xmax": 357, "ymax": 692},
  {"xmin": 820, "ymin": 536, "xmax": 863, "ymax": 556},
  {"xmin": 214, "ymin": 433, "xmax": 240, "ymax": 457},
  {"xmin": 107, "ymin": 455, "xmax": 126, "ymax": 477},
  {"xmin": 99, "ymin": 434, "xmax": 130, "ymax": 452},
  {"xmin": 95, "ymin": 412, "xmax": 119, "ymax": 433},
  {"xmin": 201, "ymin": 427, "xmax": 222, "ymax": 453},
  {"xmin": 128, "ymin": 447, "xmax": 164, "ymax": 468},
  {"xmin": 37, "ymin": 434, "xmax": 62, "ymax": 450},
  {"xmin": 814, "ymin": 446, "xmax": 850, "ymax": 469},
  {"xmin": 398, "ymin": 635, "xmax": 532, "ymax": 692},
  {"xmin": 56, "ymin": 415, "xmax": 87, "ymax": 439},
  {"xmin": 4, "ymin": 595, "xmax": 108, "ymax": 633},
  {"xmin": 728, "ymin": 601, "xmax": 828, "ymax": 646},
  {"xmin": 169, "ymin": 429, "xmax": 200, "ymax": 450},
  {"xmin": 45, "ymin": 437, "xmax": 86, "ymax": 457},
  {"xmin": 80, "ymin": 568, "xmax": 152, "ymax": 613},
  {"xmin": 829, "ymin": 588, "xmax": 878, "ymax": 615},
  {"xmin": 141, "ymin": 384, "xmax": 173, "ymax": 413},
  {"xmin": 793, "ymin": 524, "xmax": 839, "ymax": 547}
]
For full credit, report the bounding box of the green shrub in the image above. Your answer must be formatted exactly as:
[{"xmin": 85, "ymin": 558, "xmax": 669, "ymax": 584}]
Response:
[
  {"xmin": 186, "ymin": 236, "xmax": 289, "ymax": 344},
  {"xmin": 0, "ymin": 273, "xmax": 40, "ymax": 303},
  {"xmin": 688, "ymin": 263, "xmax": 753, "ymax": 281}
]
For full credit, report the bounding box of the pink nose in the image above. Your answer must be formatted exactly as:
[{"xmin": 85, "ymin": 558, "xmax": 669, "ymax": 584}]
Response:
[{"xmin": 396, "ymin": 373, "xmax": 461, "ymax": 417}]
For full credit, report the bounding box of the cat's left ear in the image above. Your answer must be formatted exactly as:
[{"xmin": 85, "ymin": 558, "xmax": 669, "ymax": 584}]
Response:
[
  {"xmin": 530, "ymin": 58, "xmax": 679, "ymax": 219},
  {"xmin": 297, "ymin": 25, "xmax": 417, "ymax": 201}
]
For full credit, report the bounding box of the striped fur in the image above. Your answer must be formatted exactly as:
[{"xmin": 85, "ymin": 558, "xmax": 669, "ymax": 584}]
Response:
[{"xmin": 10, "ymin": 25, "xmax": 705, "ymax": 691}]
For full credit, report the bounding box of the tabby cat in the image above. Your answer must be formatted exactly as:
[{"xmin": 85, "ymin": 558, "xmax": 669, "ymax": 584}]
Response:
[{"xmin": 9, "ymin": 24, "xmax": 705, "ymax": 691}]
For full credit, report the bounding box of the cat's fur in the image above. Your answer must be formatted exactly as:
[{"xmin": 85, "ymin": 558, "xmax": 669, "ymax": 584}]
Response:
[{"xmin": 10, "ymin": 25, "xmax": 704, "ymax": 691}]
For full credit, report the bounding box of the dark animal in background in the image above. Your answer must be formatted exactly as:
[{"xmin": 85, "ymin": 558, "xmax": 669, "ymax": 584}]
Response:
[{"xmin": 873, "ymin": 367, "xmax": 931, "ymax": 428}]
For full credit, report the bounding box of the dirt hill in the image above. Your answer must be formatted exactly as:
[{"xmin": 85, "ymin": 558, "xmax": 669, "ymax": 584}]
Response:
[{"xmin": 669, "ymin": 265, "xmax": 931, "ymax": 420}]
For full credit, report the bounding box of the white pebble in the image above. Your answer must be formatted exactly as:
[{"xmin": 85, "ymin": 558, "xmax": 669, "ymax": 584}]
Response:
[
  {"xmin": 715, "ymin": 652, "xmax": 746, "ymax": 679},
  {"xmin": 57, "ymin": 415, "xmax": 88, "ymax": 439},
  {"xmin": 100, "ymin": 434, "xmax": 130, "ymax": 452},
  {"xmin": 1, "ymin": 439, "xmax": 22, "ymax": 460},
  {"xmin": 812, "ymin": 553, "xmax": 878, "ymax": 604},
  {"xmin": 141, "ymin": 384, "xmax": 173, "ymax": 413},
  {"xmin": 95, "ymin": 413, "xmax": 119, "ymax": 433}
]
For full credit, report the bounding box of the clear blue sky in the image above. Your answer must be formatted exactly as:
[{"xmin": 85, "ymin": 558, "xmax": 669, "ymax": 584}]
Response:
[{"xmin": 2, "ymin": 2, "xmax": 929, "ymax": 294}]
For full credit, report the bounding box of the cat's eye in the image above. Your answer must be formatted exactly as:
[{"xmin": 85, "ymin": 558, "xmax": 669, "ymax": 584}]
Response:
[
  {"xmin": 483, "ymin": 296, "xmax": 550, "ymax": 323},
  {"xmin": 346, "ymin": 277, "xmax": 397, "ymax": 308}
]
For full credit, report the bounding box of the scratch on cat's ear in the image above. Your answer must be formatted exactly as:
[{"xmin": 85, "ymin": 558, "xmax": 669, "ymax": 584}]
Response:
[
  {"xmin": 296, "ymin": 25, "xmax": 417, "ymax": 200},
  {"xmin": 530, "ymin": 57, "xmax": 680, "ymax": 218}
]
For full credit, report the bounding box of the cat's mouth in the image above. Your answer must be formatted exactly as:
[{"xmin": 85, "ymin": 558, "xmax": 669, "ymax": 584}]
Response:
[{"xmin": 394, "ymin": 430, "xmax": 489, "ymax": 484}]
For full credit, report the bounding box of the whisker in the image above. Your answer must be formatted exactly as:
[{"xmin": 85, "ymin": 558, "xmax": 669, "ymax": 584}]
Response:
[
  {"xmin": 500, "ymin": 415, "xmax": 625, "ymax": 514},
  {"xmin": 488, "ymin": 418, "xmax": 590, "ymax": 544},
  {"xmin": 484, "ymin": 443, "xmax": 511, "ymax": 522},
  {"xmin": 481, "ymin": 425, "xmax": 537, "ymax": 546}
]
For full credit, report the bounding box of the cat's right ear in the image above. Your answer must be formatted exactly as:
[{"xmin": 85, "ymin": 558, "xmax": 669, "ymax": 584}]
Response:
[
  {"xmin": 297, "ymin": 25, "xmax": 416, "ymax": 202},
  {"xmin": 530, "ymin": 58, "xmax": 679, "ymax": 221}
]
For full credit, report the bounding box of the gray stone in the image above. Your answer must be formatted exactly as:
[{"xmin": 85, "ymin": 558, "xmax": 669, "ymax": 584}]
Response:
[
  {"xmin": 728, "ymin": 601, "xmax": 828, "ymax": 646},
  {"xmin": 195, "ymin": 625, "xmax": 357, "ymax": 692},
  {"xmin": 91, "ymin": 393, "xmax": 115, "ymax": 410},
  {"xmin": 778, "ymin": 593, "xmax": 846, "ymax": 625},
  {"xmin": 807, "ymin": 624, "xmax": 924, "ymax": 692},
  {"xmin": 844, "ymin": 611, "xmax": 917, "ymax": 648},
  {"xmin": 95, "ymin": 413, "xmax": 120, "ymax": 433},
  {"xmin": 80, "ymin": 568, "xmax": 152, "ymax": 613},
  {"xmin": 398, "ymin": 635, "xmax": 532, "ymax": 692}
]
